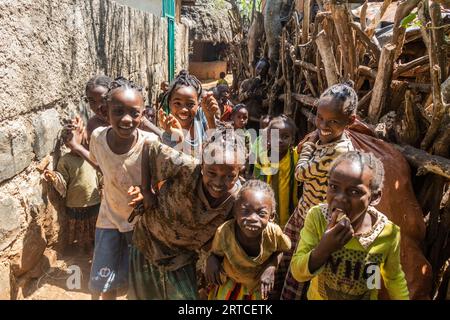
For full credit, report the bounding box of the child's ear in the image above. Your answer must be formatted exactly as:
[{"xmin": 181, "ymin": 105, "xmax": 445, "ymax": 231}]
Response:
[
  {"xmin": 269, "ymin": 211, "xmax": 276, "ymax": 222},
  {"xmin": 369, "ymin": 190, "xmax": 382, "ymax": 206}
]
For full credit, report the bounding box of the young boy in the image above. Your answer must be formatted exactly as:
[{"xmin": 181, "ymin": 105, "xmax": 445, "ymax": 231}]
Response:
[{"xmin": 67, "ymin": 77, "xmax": 158, "ymax": 299}]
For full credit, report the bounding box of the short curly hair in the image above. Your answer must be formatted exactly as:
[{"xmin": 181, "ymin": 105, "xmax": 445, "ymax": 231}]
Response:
[{"xmin": 236, "ymin": 179, "xmax": 276, "ymax": 215}]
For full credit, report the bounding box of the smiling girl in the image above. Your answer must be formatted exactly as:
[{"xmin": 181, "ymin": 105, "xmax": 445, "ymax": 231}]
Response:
[
  {"xmin": 275, "ymin": 82, "xmax": 357, "ymax": 300},
  {"xmin": 160, "ymin": 70, "xmax": 218, "ymax": 159},
  {"xmin": 206, "ymin": 180, "xmax": 291, "ymax": 300},
  {"xmin": 290, "ymin": 151, "xmax": 409, "ymax": 300}
]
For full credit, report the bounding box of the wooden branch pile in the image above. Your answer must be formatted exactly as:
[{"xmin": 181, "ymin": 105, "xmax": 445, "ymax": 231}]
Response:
[
  {"xmin": 276, "ymin": 0, "xmax": 450, "ymax": 299},
  {"xmin": 230, "ymin": 0, "xmax": 450, "ymax": 299}
]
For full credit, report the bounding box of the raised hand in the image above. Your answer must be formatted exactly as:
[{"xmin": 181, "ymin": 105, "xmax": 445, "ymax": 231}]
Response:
[
  {"xmin": 158, "ymin": 109, "xmax": 184, "ymax": 143},
  {"xmin": 64, "ymin": 116, "xmax": 85, "ymax": 150},
  {"xmin": 201, "ymin": 91, "xmax": 220, "ymax": 120}
]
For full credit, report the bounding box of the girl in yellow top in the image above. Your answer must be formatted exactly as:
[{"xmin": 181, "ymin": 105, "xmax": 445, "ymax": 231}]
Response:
[
  {"xmin": 206, "ymin": 180, "xmax": 291, "ymax": 300},
  {"xmin": 253, "ymin": 115, "xmax": 299, "ymax": 228},
  {"xmin": 290, "ymin": 151, "xmax": 409, "ymax": 300}
]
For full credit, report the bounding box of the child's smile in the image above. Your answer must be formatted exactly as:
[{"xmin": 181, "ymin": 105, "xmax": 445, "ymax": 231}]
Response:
[
  {"xmin": 169, "ymin": 86, "xmax": 199, "ymax": 129},
  {"xmin": 315, "ymin": 97, "xmax": 354, "ymax": 144},
  {"xmin": 108, "ymin": 89, "xmax": 143, "ymax": 140},
  {"xmin": 235, "ymin": 190, "xmax": 272, "ymax": 239}
]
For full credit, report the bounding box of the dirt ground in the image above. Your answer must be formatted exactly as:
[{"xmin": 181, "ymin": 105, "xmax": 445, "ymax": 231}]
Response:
[{"xmin": 23, "ymin": 247, "xmax": 126, "ymax": 300}]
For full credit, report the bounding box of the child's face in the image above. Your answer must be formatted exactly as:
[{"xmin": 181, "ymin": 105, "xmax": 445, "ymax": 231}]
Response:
[
  {"xmin": 235, "ymin": 189, "xmax": 272, "ymax": 239},
  {"xmin": 108, "ymin": 89, "xmax": 143, "ymax": 139},
  {"xmin": 268, "ymin": 121, "xmax": 294, "ymax": 157},
  {"xmin": 327, "ymin": 160, "xmax": 375, "ymax": 224},
  {"xmin": 232, "ymin": 108, "xmax": 249, "ymax": 129},
  {"xmin": 144, "ymin": 107, "xmax": 156, "ymax": 124},
  {"xmin": 202, "ymin": 162, "xmax": 240, "ymax": 200},
  {"xmin": 315, "ymin": 97, "xmax": 354, "ymax": 144},
  {"xmin": 161, "ymin": 82, "xmax": 169, "ymax": 92},
  {"xmin": 86, "ymin": 86, "xmax": 108, "ymax": 118},
  {"xmin": 169, "ymin": 85, "xmax": 199, "ymax": 129}
]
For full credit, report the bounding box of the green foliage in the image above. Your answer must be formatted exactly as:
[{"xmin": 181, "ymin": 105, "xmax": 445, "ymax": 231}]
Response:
[{"xmin": 400, "ymin": 12, "xmax": 423, "ymax": 29}]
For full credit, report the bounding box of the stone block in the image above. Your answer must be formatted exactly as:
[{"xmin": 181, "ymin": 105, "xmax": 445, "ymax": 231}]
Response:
[
  {"xmin": 0, "ymin": 196, "xmax": 22, "ymax": 252},
  {"xmin": 0, "ymin": 121, "xmax": 34, "ymax": 183},
  {"xmin": 32, "ymin": 109, "xmax": 62, "ymax": 160}
]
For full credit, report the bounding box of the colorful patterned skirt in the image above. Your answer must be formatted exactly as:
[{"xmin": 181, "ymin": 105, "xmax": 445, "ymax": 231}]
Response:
[{"xmin": 208, "ymin": 278, "xmax": 261, "ymax": 300}]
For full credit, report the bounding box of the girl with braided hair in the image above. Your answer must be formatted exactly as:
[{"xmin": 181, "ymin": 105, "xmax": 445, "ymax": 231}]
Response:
[
  {"xmin": 126, "ymin": 127, "xmax": 246, "ymax": 300},
  {"xmin": 275, "ymin": 82, "xmax": 357, "ymax": 300},
  {"xmin": 75, "ymin": 77, "xmax": 159, "ymax": 299},
  {"xmin": 290, "ymin": 151, "xmax": 409, "ymax": 300},
  {"xmin": 158, "ymin": 70, "xmax": 219, "ymax": 160}
]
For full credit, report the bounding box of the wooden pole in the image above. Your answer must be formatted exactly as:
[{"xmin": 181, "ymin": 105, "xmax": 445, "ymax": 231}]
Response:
[
  {"xmin": 368, "ymin": 43, "xmax": 396, "ymax": 123},
  {"xmin": 315, "ymin": 30, "xmax": 339, "ymax": 86}
]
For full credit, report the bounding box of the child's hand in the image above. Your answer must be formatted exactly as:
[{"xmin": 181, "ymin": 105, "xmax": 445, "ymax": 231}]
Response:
[
  {"xmin": 43, "ymin": 170, "xmax": 57, "ymax": 184},
  {"xmin": 319, "ymin": 208, "xmax": 354, "ymax": 255},
  {"xmin": 64, "ymin": 116, "xmax": 85, "ymax": 150},
  {"xmin": 306, "ymin": 129, "xmax": 320, "ymax": 143},
  {"xmin": 127, "ymin": 186, "xmax": 144, "ymax": 207},
  {"xmin": 127, "ymin": 186, "xmax": 157, "ymax": 210},
  {"xmin": 260, "ymin": 265, "xmax": 276, "ymax": 300},
  {"xmin": 201, "ymin": 92, "xmax": 220, "ymax": 119},
  {"xmin": 158, "ymin": 109, "xmax": 184, "ymax": 143},
  {"xmin": 205, "ymin": 254, "xmax": 224, "ymax": 286}
]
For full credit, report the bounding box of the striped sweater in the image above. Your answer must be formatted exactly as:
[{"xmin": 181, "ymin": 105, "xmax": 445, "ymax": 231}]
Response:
[{"xmin": 295, "ymin": 134, "xmax": 354, "ymax": 218}]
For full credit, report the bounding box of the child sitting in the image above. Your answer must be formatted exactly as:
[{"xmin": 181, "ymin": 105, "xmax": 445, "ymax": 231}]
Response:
[
  {"xmin": 290, "ymin": 151, "xmax": 409, "ymax": 300},
  {"xmin": 44, "ymin": 125, "xmax": 100, "ymax": 253},
  {"xmin": 276, "ymin": 82, "xmax": 357, "ymax": 300},
  {"xmin": 206, "ymin": 180, "xmax": 291, "ymax": 300},
  {"xmin": 127, "ymin": 129, "xmax": 247, "ymax": 300},
  {"xmin": 253, "ymin": 115, "xmax": 299, "ymax": 229}
]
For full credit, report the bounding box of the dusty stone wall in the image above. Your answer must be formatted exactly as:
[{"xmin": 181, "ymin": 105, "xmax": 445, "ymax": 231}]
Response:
[{"xmin": 0, "ymin": 0, "xmax": 188, "ymax": 299}]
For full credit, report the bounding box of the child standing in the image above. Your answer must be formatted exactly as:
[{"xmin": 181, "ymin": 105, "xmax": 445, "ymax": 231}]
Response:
[
  {"xmin": 44, "ymin": 126, "xmax": 100, "ymax": 253},
  {"xmin": 159, "ymin": 70, "xmax": 218, "ymax": 159},
  {"xmin": 290, "ymin": 151, "xmax": 409, "ymax": 300},
  {"xmin": 127, "ymin": 130, "xmax": 246, "ymax": 300},
  {"xmin": 69, "ymin": 77, "xmax": 158, "ymax": 300},
  {"xmin": 231, "ymin": 104, "xmax": 252, "ymax": 177},
  {"xmin": 206, "ymin": 180, "xmax": 291, "ymax": 300},
  {"xmin": 275, "ymin": 83, "xmax": 357, "ymax": 300},
  {"xmin": 217, "ymin": 71, "xmax": 229, "ymax": 86},
  {"xmin": 84, "ymin": 75, "xmax": 112, "ymax": 143},
  {"xmin": 253, "ymin": 115, "xmax": 299, "ymax": 229},
  {"xmin": 214, "ymin": 84, "xmax": 233, "ymax": 122}
]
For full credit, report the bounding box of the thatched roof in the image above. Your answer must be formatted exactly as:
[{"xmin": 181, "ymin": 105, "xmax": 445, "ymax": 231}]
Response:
[{"xmin": 181, "ymin": 0, "xmax": 233, "ymax": 44}]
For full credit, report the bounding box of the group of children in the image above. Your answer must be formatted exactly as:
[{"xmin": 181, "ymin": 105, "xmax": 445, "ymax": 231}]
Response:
[{"xmin": 44, "ymin": 68, "xmax": 409, "ymax": 300}]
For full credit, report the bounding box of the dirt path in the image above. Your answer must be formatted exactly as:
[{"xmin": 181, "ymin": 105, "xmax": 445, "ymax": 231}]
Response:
[{"xmin": 24, "ymin": 248, "xmax": 126, "ymax": 300}]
